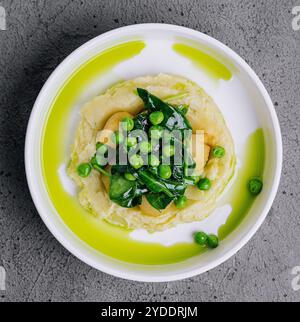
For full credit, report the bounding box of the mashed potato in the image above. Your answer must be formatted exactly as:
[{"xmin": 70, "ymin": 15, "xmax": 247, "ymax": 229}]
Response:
[{"xmin": 68, "ymin": 74, "xmax": 235, "ymax": 231}]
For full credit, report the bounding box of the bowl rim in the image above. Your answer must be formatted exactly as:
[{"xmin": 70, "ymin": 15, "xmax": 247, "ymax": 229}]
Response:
[{"xmin": 25, "ymin": 23, "xmax": 282, "ymax": 282}]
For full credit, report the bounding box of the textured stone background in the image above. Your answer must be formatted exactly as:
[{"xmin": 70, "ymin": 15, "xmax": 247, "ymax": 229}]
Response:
[{"xmin": 0, "ymin": 0, "xmax": 299, "ymax": 302}]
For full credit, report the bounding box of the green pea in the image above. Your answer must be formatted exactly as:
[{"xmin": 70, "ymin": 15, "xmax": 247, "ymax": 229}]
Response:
[
  {"xmin": 124, "ymin": 173, "xmax": 136, "ymax": 181},
  {"xmin": 96, "ymin": 142, "xmax": 108, "ymax": 155},
  {"xmin": 248, "ymin": 177, "xmax": 263, "ymax": 195},
  {"xmin": 129, "ymin": 154, "xmax": 144, "ymax": 169},
  {"xmin": 197, "ymin": 178, "xmax": 211, "ymax": 191},
  {"xmin": 207, "ymin": 234, "xmax": 219, "ymax": 248},
  {"xmin": 158, "ymin": 164, "xmax": 172, "ymax": 179},
  {"xmin": 211, "ymin": 146, "xmax": 225, "ymax": 158},
  {"xmin": 174, "ymin": 195, "xmax": 187, "ymax": 209},
  {"xmin": 126, "ymin": 136, "xmax": 137, "ymax": 148},
  {"xmin": 140, "ymin": 141, "xmax": 151, "ymax": 154},
  {"xmin": 149, "ymin": 111, "xmax": 164, "ymax": 125},
  {"xmin": 150, "ymin": 125, "xmax": 164, "ymax": 139},
  {"xmin": 121, "ymin": 117, "xmax": 134, "ymax": 131},
  {"xmin": 163, "ymin": 144, "xmax": 175, "ymax": 157},
  {"xmin": 149, "ymin": 155, "xmax": 160, "ymax": 167},
  {"xmin": 77, "ymin": 163, "xmax": 92, "ymax": 178},
  {"xmin": 194, "ymin": 231, "xmax": 208, "ymax": 246},
  {"xmin": 112, "ymin": 131, "xmax": 124, "ymax": 145}
]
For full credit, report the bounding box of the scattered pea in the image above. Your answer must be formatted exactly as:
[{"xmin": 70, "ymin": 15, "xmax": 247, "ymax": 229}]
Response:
[
  {"xmin": 194, "ymin": 231, "xmax": 208, "ymax": 246},
  {"xmin": 207, "ymin": 234, "xmax": 219, "ymax": 248},
  {"xmin": 248, "ymin": 177, "xmax": 263, "ymax": 195},
  {"xmin": 174, "ymin": 195, "xmax": 187, "ymax": 209},
  {"xmin": 77, "ymin": 163, "xmax": 92, "ymax": 178},
  {"xmin": 149, "ymin": 111, "xmax": 164, "ymax": 125},
  {"xmin": 158, "ymin": 164, "xmax": 172, "ymax": 179},
  {"xmin": 121, "ymin": 117, "xmax": 134, "ymax": 131},
  {"xmin": 197, "ymin": 178, "xmax": 211, "ymax": 191},
  {"xmin": 211, "ymin": 146, "xmax": 225, "ymax": 158}
]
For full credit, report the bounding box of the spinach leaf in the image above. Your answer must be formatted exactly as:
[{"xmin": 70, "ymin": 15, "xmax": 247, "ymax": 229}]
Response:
[
  {"xmin": 161, "ymin": 178, "xmax": 186, "ymax": 196},
  {"xmin": 137, "ymin": 170, "xmax": 186, "ymax": 198},
  {"xmin": 162, "ymin": 107, "xmax": 192, "ymax": 132},
  {"xmin": 146, "ymin": 192, "xmax": 174, "ymax": 210},
  {"xmin": 109, "ymin": 173, "xmax": 142, "ymax": 208},
  {"xmin": 137, "ymin": 88, "xmax": 160, "ymax": 111},
  {"xmin": 116, "ymin": 195, "xmax": 142, "ymax": 208},
  {"xmin": 137, "ymin": 170, "xmax": 174, "ymax": 197},
  {"xmin": 137, "ymin": 88, "xmax": 192, "ymax": 132},
  {"xmin": 133, "ymin": 111, "xmax": 150, "ymax": 132}
]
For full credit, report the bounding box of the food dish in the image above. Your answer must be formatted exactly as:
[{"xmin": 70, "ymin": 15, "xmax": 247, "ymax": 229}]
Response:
[
  {"xmin": 25, "ymin": 24, "xmax": 282, "ymax": 281},
  {"xmin": 68, "ymin": 74, "xmax": 235, "ymax": 232}
]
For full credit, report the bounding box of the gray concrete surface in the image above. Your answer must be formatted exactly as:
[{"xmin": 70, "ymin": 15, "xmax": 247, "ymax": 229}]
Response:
[{"xmin": 0, "ymin": 0, "xmax": 299, "ymax": 302}]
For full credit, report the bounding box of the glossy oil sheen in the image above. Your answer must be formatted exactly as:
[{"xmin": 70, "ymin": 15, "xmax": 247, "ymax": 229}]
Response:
[
  {"xmin": 173, "ymin": 43, "xmax": 232, "ymax": 80},
  {"xmin": 42, "ymin": 40, "xmax": 264, "ymax": 265},
  {"xmin": 218, "ymin": 129, "xmax": 265, "ymax": 239}
]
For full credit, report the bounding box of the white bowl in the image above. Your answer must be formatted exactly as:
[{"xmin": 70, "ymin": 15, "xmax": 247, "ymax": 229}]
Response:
[{"xmin": 25, "ymin": 24, "xmax": 282, "ymax": 282}]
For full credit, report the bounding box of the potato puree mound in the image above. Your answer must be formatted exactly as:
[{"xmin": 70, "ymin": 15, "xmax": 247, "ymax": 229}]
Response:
[{"xmin": 68, "ymin": 74, "xmax": 235, "ymax": 231}]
